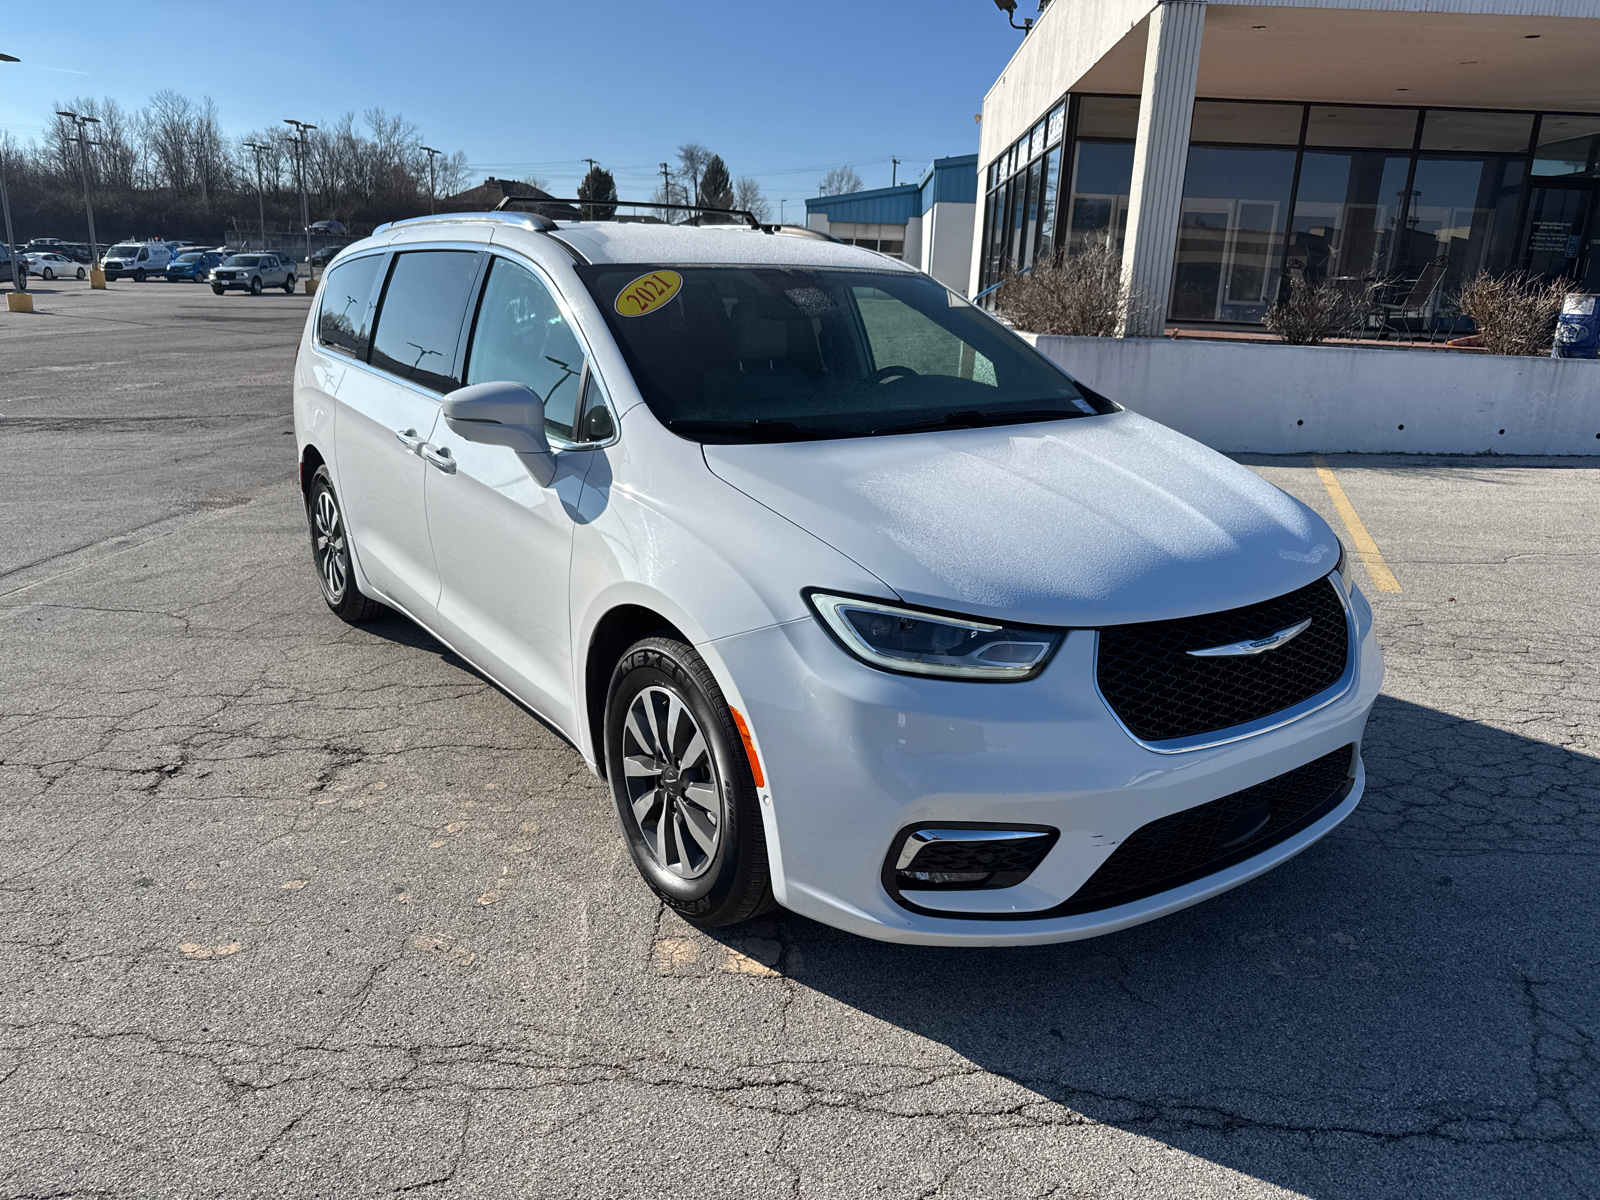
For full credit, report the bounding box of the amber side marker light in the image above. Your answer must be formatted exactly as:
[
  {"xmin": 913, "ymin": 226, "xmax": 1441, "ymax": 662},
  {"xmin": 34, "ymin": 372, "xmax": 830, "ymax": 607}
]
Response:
[{"xmin": 729, "ymin": 707, "xmax": 766, "ymax": 788}]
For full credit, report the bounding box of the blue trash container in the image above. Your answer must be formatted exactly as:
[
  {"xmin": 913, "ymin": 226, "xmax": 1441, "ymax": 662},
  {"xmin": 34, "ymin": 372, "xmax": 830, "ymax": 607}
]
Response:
[{"xmin": 1551, "ymin": 294, "xmax": 1599, "ymax": 359}]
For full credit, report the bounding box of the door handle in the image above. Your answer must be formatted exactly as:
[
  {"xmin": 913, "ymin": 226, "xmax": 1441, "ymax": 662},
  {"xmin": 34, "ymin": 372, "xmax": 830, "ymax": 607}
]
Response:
[
  {"xmin": 420, "ymin": 444, "xmax": 457, "ymax": 474},
  {"xmin": 395, "ymin": 427, "xmax": 426, "ymax": 452}
]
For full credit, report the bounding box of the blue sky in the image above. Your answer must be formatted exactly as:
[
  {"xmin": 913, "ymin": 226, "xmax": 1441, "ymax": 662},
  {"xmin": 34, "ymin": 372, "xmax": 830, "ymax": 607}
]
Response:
[{"xmin": 1, "ymin": 1, "xmax": 1025, "ymax": 217}]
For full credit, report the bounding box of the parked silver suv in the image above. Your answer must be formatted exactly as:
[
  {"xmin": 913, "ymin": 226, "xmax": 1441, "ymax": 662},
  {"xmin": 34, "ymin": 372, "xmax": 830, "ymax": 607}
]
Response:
[{"xmin": 211, "ymin": 253, "xmax": 297, "ymax": 296}]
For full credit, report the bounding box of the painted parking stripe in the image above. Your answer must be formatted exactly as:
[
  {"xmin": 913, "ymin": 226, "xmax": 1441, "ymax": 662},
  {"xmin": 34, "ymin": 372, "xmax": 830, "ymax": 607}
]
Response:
[{"xmin": 1312, "ymin": 456, "xmax": 1401, "ymax": 594}]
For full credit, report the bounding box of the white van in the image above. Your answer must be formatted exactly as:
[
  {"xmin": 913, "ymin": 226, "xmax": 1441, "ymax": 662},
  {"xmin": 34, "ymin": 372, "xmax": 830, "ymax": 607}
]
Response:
[
  {"xmin": 293, "ymin": 211, "xmax": 1382, "ymax": 946},
  {"xmin": 101, "ymin": 241, "xmax": 174, "ymax": 282}
]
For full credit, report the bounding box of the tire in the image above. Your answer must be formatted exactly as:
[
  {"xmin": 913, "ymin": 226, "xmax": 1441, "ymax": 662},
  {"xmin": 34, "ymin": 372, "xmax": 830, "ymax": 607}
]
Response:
[
  {"xmin": 212, "ymin": 285, "xmax": 225, "ymax": 295},
  {"xmin": 249, "ymin": 276, "xmax": 263, "ymax": 296},
  {"xmin": 306, "ymin": 466, "xmax": 385, "ymax": 623},
  {"xmin": 76, "ymin": 268, "xmax": 86, "ymax": 280},
  {"xmin": 42, "ymin": 268, "xmax": 54, "ymax": 281},
  {"xmin": 283, "ymin": 274, "xmax": 296, "ymax": 294},
  {"xmin": 133, "ymin": 269, "xmax": 146, "ymax": 283},
  {"xmin": 604, "ymin": 637, "xmax": 775, "ymax": 927}
]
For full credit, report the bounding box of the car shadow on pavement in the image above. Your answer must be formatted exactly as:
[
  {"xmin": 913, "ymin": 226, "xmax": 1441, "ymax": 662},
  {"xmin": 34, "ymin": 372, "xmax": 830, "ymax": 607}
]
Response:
[{"xmin": 721, "ymin": 694, "xmax": 1600, "ymax": 1199}]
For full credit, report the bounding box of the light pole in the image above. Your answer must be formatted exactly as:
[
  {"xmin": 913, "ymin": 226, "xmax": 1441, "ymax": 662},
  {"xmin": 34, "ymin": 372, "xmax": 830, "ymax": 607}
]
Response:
[
  {"xmin": 55, "ymin": 109, "xmax": 102, "ymax": 273},
  {"xmin": 283, "ymin": 118, "xmax": 317, "ymax": 274},
  {"xmin": 421, "ymin": 145, "xmax": 441, "ymax": 215},
  {"xmin": 242, "ymin": 141, "xmax": 269, "ymax": 248},
  {"xmin": 1, "ymin": 54, "xmax": 21, "ymax": 292}
]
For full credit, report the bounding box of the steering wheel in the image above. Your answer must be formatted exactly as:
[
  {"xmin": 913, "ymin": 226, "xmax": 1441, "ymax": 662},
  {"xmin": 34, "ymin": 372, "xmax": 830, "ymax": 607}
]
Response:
[{"xmin": 867, "ymin": 365, "xmax": 920, "ymax": 385}]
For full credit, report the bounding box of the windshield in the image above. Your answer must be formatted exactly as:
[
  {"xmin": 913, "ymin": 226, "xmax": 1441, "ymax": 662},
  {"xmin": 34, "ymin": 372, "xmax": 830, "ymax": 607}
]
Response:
[
  {"xmin": 576, "ymin": 266, "xmax": 1108, "ymax": 442},
  {"xmin": 108, "ymin": 245, "xmax": 140, "ymax": 258},
  {"xmin": 175, "ymin": 253, "xmax": 203, "ymax": 263},
  {"xmin": 224, "ymin": 256, "xmax": 262, "ymax": 266}
]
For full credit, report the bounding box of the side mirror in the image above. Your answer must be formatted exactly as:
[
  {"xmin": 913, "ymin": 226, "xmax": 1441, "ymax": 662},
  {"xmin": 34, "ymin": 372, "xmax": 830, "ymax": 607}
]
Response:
[{"xmin": 441, "ymin": 381, "xmax": 552, "ymax": 456}]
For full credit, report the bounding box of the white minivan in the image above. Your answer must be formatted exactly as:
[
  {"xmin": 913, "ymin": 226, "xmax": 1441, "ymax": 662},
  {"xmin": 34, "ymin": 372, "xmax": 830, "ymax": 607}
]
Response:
[{"xmin": 292, "ymin": 212, "xmax": 1383, "ymax": 946}]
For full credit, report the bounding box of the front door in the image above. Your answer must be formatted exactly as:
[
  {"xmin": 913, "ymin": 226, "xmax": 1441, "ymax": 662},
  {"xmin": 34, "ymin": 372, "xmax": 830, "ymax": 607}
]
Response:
[
  {"xmin": 424, "ymin": 254, "xmax": 595, "ymax": 731},
  {"xmin": 1523, "ymin": 184, "xmax": 1600, "ymax": 291}
]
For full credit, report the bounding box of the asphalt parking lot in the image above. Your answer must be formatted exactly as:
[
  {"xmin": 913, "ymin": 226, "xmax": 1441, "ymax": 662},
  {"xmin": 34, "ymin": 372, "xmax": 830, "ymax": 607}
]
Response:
[{"xmin": 2, "ymin": 282, "xmax": 1596, "ymax": 1199}]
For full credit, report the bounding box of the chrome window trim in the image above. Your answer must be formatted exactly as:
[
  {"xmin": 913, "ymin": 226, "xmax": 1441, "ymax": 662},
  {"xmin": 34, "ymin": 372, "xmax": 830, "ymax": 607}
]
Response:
[{"xmin": 1092, "ymin": 573, "xmax": 1358, "ymax": 755}]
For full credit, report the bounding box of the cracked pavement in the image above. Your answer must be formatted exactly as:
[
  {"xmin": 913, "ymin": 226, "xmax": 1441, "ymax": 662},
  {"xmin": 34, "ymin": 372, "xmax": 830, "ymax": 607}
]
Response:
[{"xmin": 1, "ymin": 285, "xmax": 1596, "ymax": 1198}]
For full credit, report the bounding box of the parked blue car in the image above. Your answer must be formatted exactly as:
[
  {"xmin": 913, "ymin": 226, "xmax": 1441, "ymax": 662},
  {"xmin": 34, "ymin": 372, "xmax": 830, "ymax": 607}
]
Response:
[{"xmin": 162, "ymin": 251, "xmax": 223, "ymax": 282}]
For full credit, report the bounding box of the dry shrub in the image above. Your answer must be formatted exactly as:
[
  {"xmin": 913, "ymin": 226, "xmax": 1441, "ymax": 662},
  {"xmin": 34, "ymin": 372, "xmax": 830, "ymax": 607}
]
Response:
[
  {"xmin": 1262, "ymin": 281, "xmax": 1364, "ymax": 345},
  {"xmin": 1456, "ymin": 272, "xmax": 1580, "ymax": 356},
  {"xmin": 993, "ymin": 230, "xmax": 1130, "ymax": 337}
]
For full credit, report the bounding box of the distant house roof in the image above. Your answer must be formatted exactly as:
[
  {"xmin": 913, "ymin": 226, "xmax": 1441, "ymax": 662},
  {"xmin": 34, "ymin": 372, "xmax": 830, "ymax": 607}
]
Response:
[
  {"xmin": 805, "ymin": 154, "xmax": 980, "ymax": 225},
  {"xmin": 443, "ymin": 177, "xmax": 580, "ymax": 219}
]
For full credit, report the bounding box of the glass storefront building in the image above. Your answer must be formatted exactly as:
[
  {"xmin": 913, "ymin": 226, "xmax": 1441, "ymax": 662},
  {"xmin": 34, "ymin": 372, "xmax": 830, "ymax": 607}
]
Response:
[{"xmin": 979, "ymin": 95, "xmax": 1600, "ymax": 332}]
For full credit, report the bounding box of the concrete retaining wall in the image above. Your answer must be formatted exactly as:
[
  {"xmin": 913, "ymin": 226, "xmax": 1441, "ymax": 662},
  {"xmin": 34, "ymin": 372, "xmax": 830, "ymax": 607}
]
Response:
[{"xmin": 1029, "ymin": 334, "xmax": 1600, "ymax": 455}]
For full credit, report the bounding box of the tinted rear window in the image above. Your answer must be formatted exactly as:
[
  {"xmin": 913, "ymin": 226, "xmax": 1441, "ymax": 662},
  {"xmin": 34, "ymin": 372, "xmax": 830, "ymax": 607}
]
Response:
[
  {"xmin": 370, "ymin": 250, "xmax": 481, "ymax": 392},
  {"xmin": 316, "ymin": 253, "xmax": 385, "ymax": 359}
]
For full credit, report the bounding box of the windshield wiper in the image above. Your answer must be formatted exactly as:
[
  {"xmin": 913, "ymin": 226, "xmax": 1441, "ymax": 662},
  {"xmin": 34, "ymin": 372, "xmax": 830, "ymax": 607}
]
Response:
[
  {"xmin": 870, "ymin": 407, "xmax": 1088, "ymax": 436},
  {"xmin": 667, "ymin": 418, "xmax": 860, "ymax": 442}
]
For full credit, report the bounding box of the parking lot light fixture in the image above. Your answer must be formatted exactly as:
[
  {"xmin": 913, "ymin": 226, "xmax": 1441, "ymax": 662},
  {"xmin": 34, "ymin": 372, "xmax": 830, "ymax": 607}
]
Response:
[
  {"xmin": 422, "ymin": 146, "xmax": 442, "ymax": 215},
  {"xmin": 1, "ymin": 54, "xmax": 20, "ymax": 292},
  {"xmin": 243, "ymin": 141, "xmax": 270, "ymax": 248},
  {"xmin": 55, "ymin": 109, "xmax": 103, "ymax": 273},
  {"xmin": 284, "ymin": 119, "xmax": 318, "ymax": 274}
]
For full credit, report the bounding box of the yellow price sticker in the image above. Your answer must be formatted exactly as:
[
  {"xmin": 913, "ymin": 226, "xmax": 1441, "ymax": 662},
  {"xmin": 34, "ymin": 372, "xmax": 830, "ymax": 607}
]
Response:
[{"xmin": 614, "ymin": 270, "xmax": 682, "ymax": 318}]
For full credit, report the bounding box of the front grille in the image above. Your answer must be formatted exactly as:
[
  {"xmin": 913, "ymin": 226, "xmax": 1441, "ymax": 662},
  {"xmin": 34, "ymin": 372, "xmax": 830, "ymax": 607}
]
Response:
[
  {"xmin": 1097, "ymin": 576, "xmax": 1348, "ymax": 743},
  {"xmin": 1058, "ymin": 744, "xmax": 1356, "ymax": 914}
]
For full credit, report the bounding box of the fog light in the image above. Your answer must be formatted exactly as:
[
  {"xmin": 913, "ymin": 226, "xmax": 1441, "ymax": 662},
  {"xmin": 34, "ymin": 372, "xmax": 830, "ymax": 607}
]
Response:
[{"xmin": 886, "ymin": 825, "xmax": 1059, "ymax": 893}]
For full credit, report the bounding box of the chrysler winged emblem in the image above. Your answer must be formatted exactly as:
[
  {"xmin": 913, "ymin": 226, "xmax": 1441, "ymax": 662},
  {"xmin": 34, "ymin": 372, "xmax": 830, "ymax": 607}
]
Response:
[{"xmin": 1187, "ymin": 618, "xmax": 1313, "ymax": 658}]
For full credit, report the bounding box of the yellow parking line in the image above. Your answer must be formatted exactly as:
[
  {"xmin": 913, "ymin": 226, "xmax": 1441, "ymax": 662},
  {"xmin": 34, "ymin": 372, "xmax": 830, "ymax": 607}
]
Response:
[{"xmin": 1312, "ymin": 456, "xmax": 1401, "ymax": 593}]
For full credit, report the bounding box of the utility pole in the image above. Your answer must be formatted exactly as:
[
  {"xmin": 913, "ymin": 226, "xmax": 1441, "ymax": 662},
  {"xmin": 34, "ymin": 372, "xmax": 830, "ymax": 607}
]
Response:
[
  {"xmin": 583, "ymin": 157, "xmax": 599, "ymax": 174},
  {"xmin": 242, "ymin": 141, "xmax": 269, "ymax": 249},
  {"xmin": 421, "ymin": 145, "xmax": 442, "ymax": 215},
  {"xmin": 660, "ymin": 162, "xmax": 673, "ymax": 220},
  {"xmin": 779, "ymin": 198, "xmax": 786, "ymax": 225},
  {"xmin": 194, "ymin": 128, "xmax": 209, "ymax": 212},
  {"xmin": 892, "ymin": 158, "xmax": 900, "ymax": 187},
  {"xmin": 284, "ymin": 118, "xmax": 317, "ymax": 273},
  {"xmin": 55, "ymin": 109, "xmax": 102, "ymax": 272},
  {"xmin": 1, "ymin": 54, "xmax": 21, "ymax": 292}
]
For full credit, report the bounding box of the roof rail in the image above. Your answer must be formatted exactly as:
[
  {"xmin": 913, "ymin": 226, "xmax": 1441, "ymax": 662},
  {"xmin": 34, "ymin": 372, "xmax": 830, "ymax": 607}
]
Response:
[
  {"xmin": 495, "ymin": 195, "xmax": 775, "ymax": 234},
  {"xmin": 372, "ymin": 211, "xmax": 554, "ymax": 237}
]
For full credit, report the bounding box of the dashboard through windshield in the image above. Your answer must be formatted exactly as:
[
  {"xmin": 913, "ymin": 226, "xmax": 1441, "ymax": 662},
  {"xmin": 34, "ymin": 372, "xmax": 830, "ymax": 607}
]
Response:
[{"xmin": 576, "ymin": 265, "xmax": 1112, "ymax": 443}]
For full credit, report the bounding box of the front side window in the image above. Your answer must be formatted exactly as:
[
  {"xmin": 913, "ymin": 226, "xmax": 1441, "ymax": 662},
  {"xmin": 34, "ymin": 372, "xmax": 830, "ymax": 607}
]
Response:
[
  {"xmin": 370, "ymin": 250, "xmax": 480, "ymax": 393},
  {"xmin": 316, "ymin": 253, "xmax": 384, "ymax": 358},
  {"xmin": 465, "ymin": 257, "xmax": 586, "ymax": 440},
  {"xmin": 578, "ymin": 266, "xmax": 1102, "ymax": 442}
]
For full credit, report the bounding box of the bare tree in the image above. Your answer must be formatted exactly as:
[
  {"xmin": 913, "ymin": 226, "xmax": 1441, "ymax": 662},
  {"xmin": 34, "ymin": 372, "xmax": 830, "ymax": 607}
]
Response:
[
  {"xmin": 676, "ymin": 143, "xmax": 712, "ymax": 209},
  {"xmin": 733, "ymin": 176, "xmax": 771, "ymax": 222},
  {"xmin": 818, "ymin": 165, "xmax": 863, "ymax": 196}
]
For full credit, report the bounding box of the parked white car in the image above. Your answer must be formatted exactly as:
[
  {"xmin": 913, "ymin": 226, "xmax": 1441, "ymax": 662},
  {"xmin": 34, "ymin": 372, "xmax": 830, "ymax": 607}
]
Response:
[
  {"xmin": 211, "ymin": 252, "xmax": 297, "ymax": 295},
  {"xmin": 292, "ymin": 214, "xmax": 1382, "ymax": 946},
  {"xmin": 22, "ymin": 252, "xmax": 87, "ymax": 281},
  {"xmin": 101, "ymin": 241, "xmax": 173, "ymax": 281}
]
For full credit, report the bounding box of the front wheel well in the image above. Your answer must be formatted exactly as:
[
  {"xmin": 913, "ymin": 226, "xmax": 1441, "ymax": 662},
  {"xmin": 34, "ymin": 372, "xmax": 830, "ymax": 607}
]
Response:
[
  {"xmin": 584, "ymin": 605, "xmax": 684, "ymax": 777},
  {"xmin": 299, "ymin": 443, "xmax": 327, "ymax": 500}
]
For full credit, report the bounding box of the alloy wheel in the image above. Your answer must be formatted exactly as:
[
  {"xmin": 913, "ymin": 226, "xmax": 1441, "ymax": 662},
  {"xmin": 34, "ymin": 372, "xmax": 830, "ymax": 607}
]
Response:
[
  {"xmin": 311, "ymin": 488, "xmax": 347, "ymax": 601},
  {"xmin": 620, "ymin": 685, "xmax": 722, "ymax": 879}
]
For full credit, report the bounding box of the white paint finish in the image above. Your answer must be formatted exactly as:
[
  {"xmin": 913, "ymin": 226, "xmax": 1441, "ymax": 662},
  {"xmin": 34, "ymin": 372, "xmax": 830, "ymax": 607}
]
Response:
[
  {"xmin": 711, "ymin": 602, "xmax": 1381, "ymax": 946},
  {"xmin": 1122, "ymin": 2, "xmax": 1206, "ymax": 336},
  {"xmin": 807, "ymin": 213, "xmax": 831, "ymax": 235},
  {"xmin": 296, "ymin": 213, "xmax": 1391, "ymax": 945},
  {"xmin": 703, "ymin": 409, "xmax": 1341, "ymax": 627},
  {"xmin": 1031, "ymin": 333, "xmax": 1600, "ymax": 453}
]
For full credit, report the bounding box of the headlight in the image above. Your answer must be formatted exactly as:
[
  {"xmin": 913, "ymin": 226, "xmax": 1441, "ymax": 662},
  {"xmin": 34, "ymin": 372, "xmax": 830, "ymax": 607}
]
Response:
[{"xmin": 807, "ymin": 591, "xmax": 1062, "ymax": 681}]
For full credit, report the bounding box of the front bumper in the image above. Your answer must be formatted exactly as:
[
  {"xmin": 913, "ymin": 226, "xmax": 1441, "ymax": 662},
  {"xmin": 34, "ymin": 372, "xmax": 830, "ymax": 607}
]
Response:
[{"xmin": 705, "ymin": 583, "xmax": 1383, "ymax": 947}]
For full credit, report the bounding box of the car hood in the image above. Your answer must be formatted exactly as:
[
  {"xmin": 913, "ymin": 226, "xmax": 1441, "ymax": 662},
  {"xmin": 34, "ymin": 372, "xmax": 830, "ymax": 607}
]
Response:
[{"xmin": 701, "ymin": 411, "xmax": 1340, "ymax": 627}]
